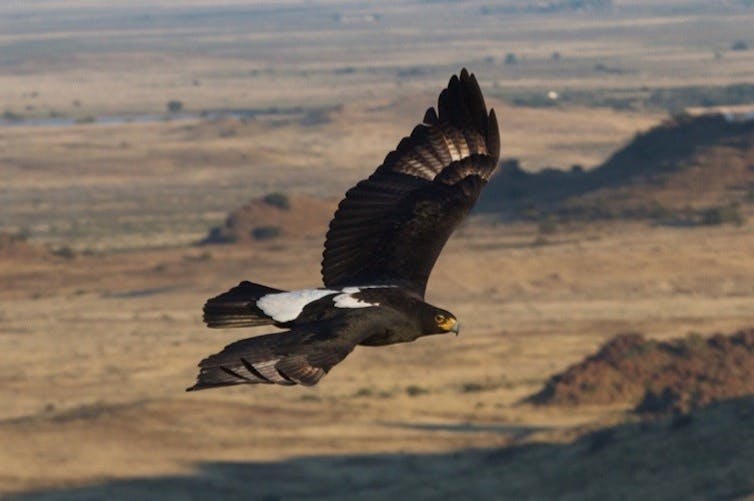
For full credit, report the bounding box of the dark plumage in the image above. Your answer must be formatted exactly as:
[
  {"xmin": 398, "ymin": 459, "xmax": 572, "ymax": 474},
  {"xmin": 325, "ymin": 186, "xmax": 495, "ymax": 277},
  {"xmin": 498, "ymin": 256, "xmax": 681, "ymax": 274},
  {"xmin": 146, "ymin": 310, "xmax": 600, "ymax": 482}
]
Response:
[{"xmin": 188, "ymin": 69, "xmax": 500, "ymax": 391}]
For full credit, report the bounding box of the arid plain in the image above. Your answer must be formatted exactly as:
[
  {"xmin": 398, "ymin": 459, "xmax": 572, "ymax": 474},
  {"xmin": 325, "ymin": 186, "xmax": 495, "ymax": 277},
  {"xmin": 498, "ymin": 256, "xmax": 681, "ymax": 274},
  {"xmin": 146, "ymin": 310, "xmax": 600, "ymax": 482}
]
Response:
[{"xmin": 2, "ymin": 1, "xmax": 754, "ymax": 499}]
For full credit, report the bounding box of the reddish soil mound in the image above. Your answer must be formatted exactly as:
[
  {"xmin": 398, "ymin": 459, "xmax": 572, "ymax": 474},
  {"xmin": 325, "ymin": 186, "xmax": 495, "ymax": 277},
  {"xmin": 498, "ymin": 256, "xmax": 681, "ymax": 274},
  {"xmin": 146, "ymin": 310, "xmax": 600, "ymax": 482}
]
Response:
[
  {"xmin": 201, "ymin": 193, "xmax": 337, "ymax": 244},
  {"xmin": 530, "ymin": 329, "xmax": 754, "ymax": 415}
]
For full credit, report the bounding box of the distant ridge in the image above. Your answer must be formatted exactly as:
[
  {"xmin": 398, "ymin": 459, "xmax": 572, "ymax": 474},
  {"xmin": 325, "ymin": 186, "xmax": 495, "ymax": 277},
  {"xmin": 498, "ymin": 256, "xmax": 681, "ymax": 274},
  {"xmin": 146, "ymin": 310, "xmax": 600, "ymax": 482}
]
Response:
[{"xmin": 477, "ymin": 113, "xmax": 754, "ymax": 224}]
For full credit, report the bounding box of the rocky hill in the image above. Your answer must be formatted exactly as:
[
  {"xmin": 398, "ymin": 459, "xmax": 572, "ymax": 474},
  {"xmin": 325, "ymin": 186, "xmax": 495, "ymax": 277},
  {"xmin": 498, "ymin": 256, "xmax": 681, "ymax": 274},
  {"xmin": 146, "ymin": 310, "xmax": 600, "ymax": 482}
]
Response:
[
  {"xmin": 529, "ymin": 328, "xmax": 754, "ymax": 415},
  {"xmin": 203, "ymin": 113, "xmax": 754, "ymax": 242},
  {"xmin": 477, "ymin": 113, "xmax": 754, "ymax": 225},
  {"xmin": 201, "ymin": 193, "xmax": 336, "ymax": 244}
]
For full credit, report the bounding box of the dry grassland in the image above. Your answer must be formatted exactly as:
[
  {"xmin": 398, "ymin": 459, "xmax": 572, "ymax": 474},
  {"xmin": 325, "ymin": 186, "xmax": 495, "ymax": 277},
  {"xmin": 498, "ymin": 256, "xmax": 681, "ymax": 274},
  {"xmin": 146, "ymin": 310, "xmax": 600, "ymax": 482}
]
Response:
[
  {"xmin": 2, "ymin": 1, "xmax": 754, "ymax": 498},
  {"xmin": 2, "ymin": 221, "xmax": 754, "ymax": 498}
]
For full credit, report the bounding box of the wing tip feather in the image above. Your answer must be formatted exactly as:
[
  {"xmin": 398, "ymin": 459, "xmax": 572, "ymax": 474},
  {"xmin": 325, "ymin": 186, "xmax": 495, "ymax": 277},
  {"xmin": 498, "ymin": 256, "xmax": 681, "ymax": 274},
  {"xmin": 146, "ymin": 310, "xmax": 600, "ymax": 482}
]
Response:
[{"xmin": 487, "ymin": 108, "xmax": 501, "ymax": 160}]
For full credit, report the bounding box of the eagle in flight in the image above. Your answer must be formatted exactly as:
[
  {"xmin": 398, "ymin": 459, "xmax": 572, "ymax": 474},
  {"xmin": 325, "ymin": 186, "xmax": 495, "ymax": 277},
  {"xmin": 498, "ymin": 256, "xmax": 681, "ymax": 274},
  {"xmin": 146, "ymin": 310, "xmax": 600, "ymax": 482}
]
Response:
[{"xmin": 188, "ymin": 69, "xmax": 500, "ymax": 390}]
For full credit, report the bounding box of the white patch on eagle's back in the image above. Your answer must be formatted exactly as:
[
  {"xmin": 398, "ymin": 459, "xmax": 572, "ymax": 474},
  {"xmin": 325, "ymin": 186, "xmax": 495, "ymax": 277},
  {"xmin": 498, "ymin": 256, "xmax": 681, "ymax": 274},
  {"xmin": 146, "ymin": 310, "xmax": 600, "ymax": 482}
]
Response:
[
  {"xmin": 333, "ymin": 293, "xmax": 378, "ymax": 309},
  {"xmin": 334, "ymin": 285, "xmax": 398, "ymax": 309},
  {"xmin": 341, "ymin": 285, "xmax": 396, "ymax": 293},
  {"xmin": 257, "ymin": 289, "xmax": 335, "ymax": 322}
]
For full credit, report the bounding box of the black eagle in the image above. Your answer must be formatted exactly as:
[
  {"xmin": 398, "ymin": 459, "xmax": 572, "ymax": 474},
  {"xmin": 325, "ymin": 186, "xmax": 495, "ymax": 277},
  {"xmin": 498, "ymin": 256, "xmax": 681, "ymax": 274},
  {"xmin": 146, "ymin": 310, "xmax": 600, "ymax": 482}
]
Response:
[{"xmin": 188, "ymin": 69, "xmax": 500, "ymax": 390}]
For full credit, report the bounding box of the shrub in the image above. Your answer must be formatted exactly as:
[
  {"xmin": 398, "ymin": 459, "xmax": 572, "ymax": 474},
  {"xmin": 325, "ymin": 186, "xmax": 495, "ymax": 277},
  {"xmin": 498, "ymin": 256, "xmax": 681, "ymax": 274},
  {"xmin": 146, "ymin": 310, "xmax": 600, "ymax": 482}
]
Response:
[
  {"xmin": 2, "ymin": 110, "xmax": 22, "ymax": 121},
  {"xmin": 354, "ymin": 387, "xmax": 373, "ymax": 397},
  {"xmin": 52, "ymin": 246, "xmax": 76, "ymax": 259},
  {"xmin": 263, "ymin": 192, "xmax": 291, "ymax": 210},
  {"xmin": 166, "ymin": 100, "xmax": 183, "ymax": 113},
  {"xmin": 405, "ymin": 385, "xmax": 429, "ymax": 397},
  {"xmin": 251, "ymin": 225, "xmax": 282, "ymax": 240},
  {"xmin": 699, "ymin": 205, "xmax": 744, "ymax": 226},
  {"xmin": 460, "ymin": 382, "xmax": 485, "ymax": 393},
  {"xmin": 201, "ymin": 226, "xmax": 236, "ymax": 244},
  {"xmin": 300, "ymin": 109, "xmax": 331, "ymax": 127},
  {"xmin": 731, "ymin": 40, "xmax": 749, "ymax": 51}
]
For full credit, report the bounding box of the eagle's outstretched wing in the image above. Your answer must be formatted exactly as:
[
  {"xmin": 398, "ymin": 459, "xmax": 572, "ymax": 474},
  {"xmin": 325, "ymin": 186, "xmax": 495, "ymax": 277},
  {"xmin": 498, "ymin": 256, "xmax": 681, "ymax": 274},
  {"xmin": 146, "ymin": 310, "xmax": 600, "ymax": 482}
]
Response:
[
  {"xmin": 187, "ymin": 307, "xmax": 397, "ymax": 389},
  {"xmin": 187, "ymin": 327, "xmax": 358, "ymax": 389},
  {"xmin": 321, "ymin": 69, "xmax": 500, "ymax": 297}
]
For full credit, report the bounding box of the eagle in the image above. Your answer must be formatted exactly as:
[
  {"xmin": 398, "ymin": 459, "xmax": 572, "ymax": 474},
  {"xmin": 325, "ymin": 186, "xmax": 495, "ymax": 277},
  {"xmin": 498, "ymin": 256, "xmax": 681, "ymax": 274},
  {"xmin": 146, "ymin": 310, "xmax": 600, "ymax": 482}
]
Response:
[{"xmin": 187, "ymin": 69, "xmax": 500, "ymax": 390}]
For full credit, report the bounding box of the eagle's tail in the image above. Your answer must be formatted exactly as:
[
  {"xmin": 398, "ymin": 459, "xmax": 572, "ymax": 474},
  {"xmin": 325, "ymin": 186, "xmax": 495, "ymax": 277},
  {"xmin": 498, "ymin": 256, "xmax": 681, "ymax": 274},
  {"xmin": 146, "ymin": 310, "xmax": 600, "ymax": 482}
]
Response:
[{"xmin": 203, "ymin": 280, "xmax": 285, "ymax": 328}]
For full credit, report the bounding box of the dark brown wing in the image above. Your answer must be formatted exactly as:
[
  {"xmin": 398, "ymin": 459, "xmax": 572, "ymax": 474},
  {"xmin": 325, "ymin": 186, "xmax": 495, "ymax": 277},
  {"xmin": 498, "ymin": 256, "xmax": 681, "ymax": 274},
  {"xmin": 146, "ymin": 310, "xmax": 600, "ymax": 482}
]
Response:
[
  {"xmin": 187, "ymin": 328, "xmax": 357, "ymax": 389},
  {"xmin": 322, "ymin": 69, "xmax": 500, "ymax": 296},
  {"xmin": 186, "ymin": 307, "xmax": 397, "ymax": 389}
]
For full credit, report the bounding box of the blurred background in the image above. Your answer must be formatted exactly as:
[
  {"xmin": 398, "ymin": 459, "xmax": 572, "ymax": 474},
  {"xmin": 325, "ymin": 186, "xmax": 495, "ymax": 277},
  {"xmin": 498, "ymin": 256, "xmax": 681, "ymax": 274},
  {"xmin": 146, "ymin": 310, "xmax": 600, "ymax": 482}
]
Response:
[{"xmin": 1, "ymin": 1, "xmax": 753, "ymax": 499}]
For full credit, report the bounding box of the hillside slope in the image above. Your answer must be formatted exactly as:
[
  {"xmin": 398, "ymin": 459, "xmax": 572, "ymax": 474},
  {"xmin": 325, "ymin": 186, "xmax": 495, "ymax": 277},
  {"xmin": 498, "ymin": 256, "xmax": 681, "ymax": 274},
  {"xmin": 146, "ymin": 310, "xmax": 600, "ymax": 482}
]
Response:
[{"xmin": 478, "ymin": 114, "xmax": 754, "ymax": 223}]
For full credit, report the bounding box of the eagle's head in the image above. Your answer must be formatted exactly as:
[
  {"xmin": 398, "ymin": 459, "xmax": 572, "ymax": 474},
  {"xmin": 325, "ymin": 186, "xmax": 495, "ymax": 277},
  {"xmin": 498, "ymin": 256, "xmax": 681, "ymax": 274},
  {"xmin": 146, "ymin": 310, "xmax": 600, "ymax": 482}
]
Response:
[{"xmin": 423, "ymin": 307, "xmax": 459, "ymax": 336}]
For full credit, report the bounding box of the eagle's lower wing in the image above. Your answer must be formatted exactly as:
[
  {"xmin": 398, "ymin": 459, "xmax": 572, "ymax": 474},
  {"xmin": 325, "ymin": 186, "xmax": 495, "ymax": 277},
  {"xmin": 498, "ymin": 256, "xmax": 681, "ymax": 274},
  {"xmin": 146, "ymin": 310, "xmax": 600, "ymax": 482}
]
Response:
[
  {"xmin": 187, "ymin": 322, "xmax": 365, "ymax": 390},
  {"xmin": 321, "ymin": 69, "xmax": 500, "ymax": 296}
]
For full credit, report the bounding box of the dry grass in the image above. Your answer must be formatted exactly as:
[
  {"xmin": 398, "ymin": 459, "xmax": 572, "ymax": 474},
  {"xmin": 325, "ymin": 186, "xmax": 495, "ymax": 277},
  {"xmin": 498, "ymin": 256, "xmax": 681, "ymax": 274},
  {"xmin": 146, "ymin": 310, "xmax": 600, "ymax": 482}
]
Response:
[
  {"xmin": 0, "ymin": 101, "xmax": 660, "ymax": 252},
  {"xmin": 2, "ymin": 1, "xmax": 754, "ymax": 498},
  {"xmin": 2, "ymin": 221, "xmax": 754, "ymax": 496}
]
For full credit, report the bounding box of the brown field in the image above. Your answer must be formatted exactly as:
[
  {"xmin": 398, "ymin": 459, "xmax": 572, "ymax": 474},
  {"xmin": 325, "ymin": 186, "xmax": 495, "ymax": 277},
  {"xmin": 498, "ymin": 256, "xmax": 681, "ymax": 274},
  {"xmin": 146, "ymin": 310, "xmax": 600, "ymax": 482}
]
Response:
[{"xmin": 2, "ymin": 1, "xmax": 754, "ymax": 499}]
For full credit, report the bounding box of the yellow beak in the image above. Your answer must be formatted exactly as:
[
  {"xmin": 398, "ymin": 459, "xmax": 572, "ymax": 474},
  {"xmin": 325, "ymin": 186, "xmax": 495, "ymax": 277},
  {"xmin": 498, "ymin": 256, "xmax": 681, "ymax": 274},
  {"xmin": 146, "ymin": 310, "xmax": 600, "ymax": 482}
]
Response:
[{"xmin": 439, "ymin": 317, "xmax": 459, "ymax": 334}]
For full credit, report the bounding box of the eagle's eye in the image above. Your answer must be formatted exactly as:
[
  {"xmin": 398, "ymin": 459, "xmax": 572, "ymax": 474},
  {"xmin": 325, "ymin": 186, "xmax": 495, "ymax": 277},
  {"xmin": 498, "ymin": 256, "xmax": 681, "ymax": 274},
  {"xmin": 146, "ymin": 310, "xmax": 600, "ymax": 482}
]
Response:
[{"xmin": 434, "ymin": 314, "xmax": 446, "ymax": 324}]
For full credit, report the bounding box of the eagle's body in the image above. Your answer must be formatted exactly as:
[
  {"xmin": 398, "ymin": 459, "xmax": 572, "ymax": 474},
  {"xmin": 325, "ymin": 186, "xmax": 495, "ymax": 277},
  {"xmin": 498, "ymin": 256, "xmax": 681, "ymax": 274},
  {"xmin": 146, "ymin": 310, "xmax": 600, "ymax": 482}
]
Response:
[{"xmin": 188, "ymin": 69, "xmax": 500, "ymax": 390}]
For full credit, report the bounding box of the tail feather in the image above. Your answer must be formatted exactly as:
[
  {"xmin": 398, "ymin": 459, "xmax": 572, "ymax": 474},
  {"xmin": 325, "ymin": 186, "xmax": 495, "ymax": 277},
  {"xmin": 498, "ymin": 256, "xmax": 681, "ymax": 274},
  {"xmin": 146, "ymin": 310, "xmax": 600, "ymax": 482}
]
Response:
[{"xmin": 203, "ymin": 280, "xmax": 284, "ymax": 328}]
